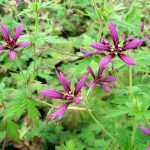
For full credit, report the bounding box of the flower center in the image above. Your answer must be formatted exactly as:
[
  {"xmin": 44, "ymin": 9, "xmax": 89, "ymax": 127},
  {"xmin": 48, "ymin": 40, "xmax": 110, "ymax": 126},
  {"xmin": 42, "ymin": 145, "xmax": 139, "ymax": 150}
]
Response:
[
  {"xmin": 7, "ymin": 40, "xmax": 16, "ymax": 50},
  {"xmin": 95, "ymin": 76, "xmax": 102, "ymax": 84},
  {"xmin": 64, "ymin": 91, "xmax": 74, "ymax": 101}
]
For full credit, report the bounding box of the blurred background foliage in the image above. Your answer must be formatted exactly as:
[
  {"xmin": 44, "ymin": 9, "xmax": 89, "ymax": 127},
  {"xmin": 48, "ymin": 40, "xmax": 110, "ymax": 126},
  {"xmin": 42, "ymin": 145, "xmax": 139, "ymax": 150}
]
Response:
[{"xmin": 0, "ymin": 0, "xmax": 149, "ymax": 149}]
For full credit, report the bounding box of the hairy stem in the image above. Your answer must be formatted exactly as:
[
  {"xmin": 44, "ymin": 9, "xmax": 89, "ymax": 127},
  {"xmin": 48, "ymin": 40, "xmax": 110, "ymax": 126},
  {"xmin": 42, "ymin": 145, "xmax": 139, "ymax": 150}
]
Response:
[
  {"xmin": 34, "ymin": 98, "xmax": 92, "ymax": 111},
  {"xmin": 85, "ymin": 88, "xmax": 117, "ymax": 142},
  {"xmin": 2, "ymin": 139, "xmax": 6, "ymax": 150},
  {"xmin": 129, "ymin": 66, "xmax": 136, "ymax": 149},
  {"xmin": 91, "ymin": 0, "xmax": 104, "ymax": 40},
  {"xmin": 129, "ymin": 66, "xmax": 133, "ymax": 95},
  {"xmin": 33, "ymin": 0, "xmax": 39, "ymax": 76}
]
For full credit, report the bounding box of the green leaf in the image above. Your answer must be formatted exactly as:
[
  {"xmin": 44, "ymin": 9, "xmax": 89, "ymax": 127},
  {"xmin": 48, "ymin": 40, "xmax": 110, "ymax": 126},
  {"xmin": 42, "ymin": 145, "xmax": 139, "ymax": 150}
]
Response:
[
  {"xmin": 6, "ymin": 120, "xmax": 19, "ymax": 142},
  {"xmin": 4, "ymin": 98, "xmax": 27, "ymax": 120},
  {"xmin": 27, "ymin": 100, "xmax": 40, "ymax": 126},
  {"xmin": 104, "ymin": 108, "xmax": 131, "ymax": 119},
  {"xmin": 0, "ymin": 131, "xmax": 6, "ymax": 142},
  {"xmin": 5, "ymin": 99, "xmax": 26, "ymax": 119}
]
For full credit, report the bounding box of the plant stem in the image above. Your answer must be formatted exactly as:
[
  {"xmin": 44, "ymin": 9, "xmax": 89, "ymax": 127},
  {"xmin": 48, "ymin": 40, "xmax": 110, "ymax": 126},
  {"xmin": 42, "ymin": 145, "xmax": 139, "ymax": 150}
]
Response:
[
  {"xmin": 130, "ymin": 119, "xmax": 137, "ymax": 150},
  {"xmin": 35, "ymin": 5, "xmax": 39, "ymax": 33},
  {"xmin": 129, "ymin": 66, "xmax": 136, "ymax": 149},
  {"xmin": 33, "ymin": 0, "xmax": 39, "ymax": 76},
  {"xmin": 85, "ymin": 88, "xmax": 116, "ymax": 142},
  {"xmin": 129, "ymin": 66, "xmax": 133, "ymax": 95},
  {"xmin": 91, "ymin": 0, "xmax": 103, "ymax": 40},
  {"xmin": 2, "ymin": 139, "xmax": 6, "ymax": 150},
  {"xmin": 34, "ymin": 98, "xmax": 92, "ymax": 112}
]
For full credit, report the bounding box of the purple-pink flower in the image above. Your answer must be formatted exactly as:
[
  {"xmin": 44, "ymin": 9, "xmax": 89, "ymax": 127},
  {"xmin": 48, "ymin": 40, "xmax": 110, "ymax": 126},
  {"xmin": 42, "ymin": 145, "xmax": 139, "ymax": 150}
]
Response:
[
  {"xmin": 147, "ymin": 147, "xmax": 150, "ymax": 150},
  {"xmin": 141, "ymin": 127, "xmax": 150, "ymax": 136},
  {"xmin": 88, "ymin": 64, "xmax": 116, "ymax": 92},
  {"xmin": 0, "ymin": 24, "xmax": 31, "ymax": 60},
  {"xmin": 39, "ymin": 71, "xmax": 88, "ymax": 120},
  {"xmin": 141, "ymin": 127, "xmax": 150, "ymax": 150},
  {"xmin": 81, "ymin": 22, "xmax": 144, "ymax": 72}
]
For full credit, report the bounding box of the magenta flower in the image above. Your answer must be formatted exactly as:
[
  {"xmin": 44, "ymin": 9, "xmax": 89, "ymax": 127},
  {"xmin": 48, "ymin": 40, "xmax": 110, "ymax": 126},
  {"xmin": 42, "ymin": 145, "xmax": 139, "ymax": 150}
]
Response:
[
  {"xmin": 0, "ymin": 24, "xmax": 31, "ymax": 60},
  {"xmin": 81, "ymin": 22, "xmax": 144, "ymax": 72},
  {"xmin": 80, "ymin": 39, "xmax": 110, "ymax": 57},
  {"xmin": 148, "ymin": 147, "xmax": 150, "ymax": 150},
  {"xmin": 141, "ymin": 127, "xmax": 150, "ymax": 136},
  {"xmin": 141, "ymin": 127, "xmax": 150, "ymax": 150},
  {"xmin": 39, "ymin": 71, "xmax": 88, "ymax": 120},
  {"xmin": 88, "ymin": 64, "xmax": 116, "ymax": 92}
]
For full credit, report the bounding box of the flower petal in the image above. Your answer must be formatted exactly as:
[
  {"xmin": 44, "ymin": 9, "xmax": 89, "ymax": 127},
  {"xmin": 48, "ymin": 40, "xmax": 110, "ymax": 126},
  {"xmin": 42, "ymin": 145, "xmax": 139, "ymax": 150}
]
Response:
[
  {"xmin": 0, "ymin": 25, "xmax": 9, "ymax": 41},
  {"xmin": 56, "ymin": 71, "xmax": 71, "ymax": 92},
  {"xmin": 88, "ymin": 66, "xmax": 95, "ymax": 78},
  {"xmin": 13, "ymin": 25, "xmax": 24, "ymax": 41},
  {"xmin": 74, "ymin": 95, "xmax": 82, "ymax": 104},
  {"xmin": 80, "ymin": 48, "xmax": 95, "ymax": 57},
  {"xmin": 99, "ymin": 54, "xmax": 114, "ymax": 73},
  {"xmin": 101, "ymin": 83, "xmax": 112, "ymax": 92},
  {"xmin": 89, "ymin": 81, "xmax": 96, "ymax": 88},
  {"xmin": 119, "ymin": 54, "xmax": 136, "ymax": 65},
  {"xmin": 75, "ymin": 74, "xmax": 88, "ymax": 95},
  {"xmin": 9, "ymin": 51, "xmax": 17, "ymax": 60},
  {"xmin": 123, "ymin": 39, "xmax": 144, "ymax": 50},
  {"xmin": 39, "ymin": 89, "xmax": 64, "ymax": 100},
  {"xmin": 0, "ymin": 45, "xmax": 3, "ymax": 53},
  {"xmin": 108, "ymin": 22, "xmax": 119, "ymax": 48},
  {"xmin": 103, "ymin": 76, "xmax": 116, "ymax": 82},
  {"xmin": 141, "ymin": 127, "xmax": 150, "ymax": 136},
  {"xmin": 90, "ymin": 41, "xmax": 111, "ymax": 51},
  {"xmin": 50, "ymin": 104, "xmax": 69, "ymax": 120},
  {"xmin": 16, "ymin": 41, "xmax": 31, "ymax": 48},
  {"xmin": 147, "ymin": 146, "xmax": 150, "ymax": 150}
]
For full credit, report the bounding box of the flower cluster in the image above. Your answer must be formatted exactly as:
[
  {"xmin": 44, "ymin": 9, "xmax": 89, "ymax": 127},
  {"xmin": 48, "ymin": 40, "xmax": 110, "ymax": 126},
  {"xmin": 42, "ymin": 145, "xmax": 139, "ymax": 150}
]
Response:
[
  {"xmin": 0, "ymin": 24, "xmax": 31, "ymax": 60},
  {"xmin": 1, "ymin": 22, "xmax": 143, "ymax": 121},
  {"xmin": 39, "ymin": 22, "xmax": 144, "ymax": 120},
  {"xmin": 141, "ymin": 127, "xmax": 150, "ymax": 150},
  {"xmin": 81, "ymin": 22, "xmax": 144, "ymax": 72},
  {"xmin": 39, "ymin": 71, "xmax": 88, "ymax": 120},
  {"xmin": 88, "ymin": 65, "xmax": 116, "ymax": 92}
]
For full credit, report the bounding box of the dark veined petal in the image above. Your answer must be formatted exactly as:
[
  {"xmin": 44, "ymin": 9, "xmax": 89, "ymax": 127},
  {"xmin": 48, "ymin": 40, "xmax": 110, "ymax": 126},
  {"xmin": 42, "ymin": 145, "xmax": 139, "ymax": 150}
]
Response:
[
  {"xmin": 74, "ymin": 95, "xmax": 82, "ymax": 104},
  {"xmin": 119, "ymin": 54, "xmax": 136, "ymax": 65},
  {"xmin": 99, "ymin": 54, "xmax": 114, "ymax": 73},
  {"xmin": 101, "ymin": 82, "xmax": 112, "ymax": 92},
  {"xmin": 80, "ymin": 48, "xmax": 95, "ymax": 57},
  {"xmin": 56, "ymin": 71, "xmax": 71, "ymax": 92},
  {"xmin": 74, "ymin": 74, "xmax": 88, "ymax": 95},
  {"xmin": 9, "ymin": 50, "xmax": 17, "ymax": 60},
  {"xmin": 90, "ymin": 42, "xmax": 111, "ymax": 51},
  {"xmin": 123, "ymin": 36, "xmax": 135, "ymax": 44},
  {"xmin": 108, "ymin": 22, "xmax": 119, "ymax": 48},
  {"xmin": 50, "ymin": 104, "xmax": 69, "ymax": 120},
  {"xmin": 0, "ymin": 25, "xmax": 9, "ymax": 41},
  {"xmin": 39, "ymin": 89, "xmax": 64, "ymax": 100},
  {"xmin": 13, "ymin": 25, "xmax": 24, "ymax": 41},
  {"xmin": 16, "ymin": 41, "xmax": 31, "ymax": 48},
  {"xmin": 123, "ymin": 39, "xmax": 144, "ymax": 50},
  {"xmin": 87, "ymin": 66, "xmax": 95, "ymax": 78},
  {"xmin": 141, "ymin": 127, "xmax": 150, "ymax": 136},
  {"xmin": 103, "ymin": 76, "xmax": 116, "ymax": 82}
]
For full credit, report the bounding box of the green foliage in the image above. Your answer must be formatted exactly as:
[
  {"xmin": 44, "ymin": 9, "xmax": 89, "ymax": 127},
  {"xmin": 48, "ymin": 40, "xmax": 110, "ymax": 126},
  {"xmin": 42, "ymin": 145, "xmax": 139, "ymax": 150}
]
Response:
[
  {"xmin": 0, "ymin": 0, "xmax": 149, "ymax": 149},
  {"xmin": 6, "ymin": 120, "xmax": 19, "ymax": 142}
]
